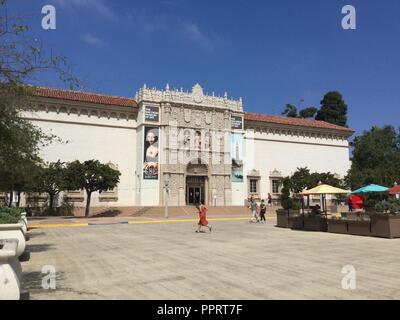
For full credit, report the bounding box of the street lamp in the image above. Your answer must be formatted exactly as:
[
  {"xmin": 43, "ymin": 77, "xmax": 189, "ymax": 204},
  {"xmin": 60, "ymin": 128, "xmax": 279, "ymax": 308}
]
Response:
[{"xmin": 164, "ymin": 176, "xmax": 170, "ymax": 219}]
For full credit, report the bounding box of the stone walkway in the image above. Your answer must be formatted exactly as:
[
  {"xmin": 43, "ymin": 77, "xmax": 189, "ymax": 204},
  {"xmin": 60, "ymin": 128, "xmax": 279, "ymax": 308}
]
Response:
[{"xmin": 22, "ymin": 218, "xmax": 400, "ymax": 299}]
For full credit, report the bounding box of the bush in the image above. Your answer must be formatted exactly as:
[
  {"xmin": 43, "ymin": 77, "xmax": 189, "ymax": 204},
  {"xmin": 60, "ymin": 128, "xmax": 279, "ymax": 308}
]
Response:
[
  {"xmin": 280, "ymin": 177, "xmax": 302, "ymax": 210},
  {"xmin": 375, "ymin": 198, "xmax": 400, "ymax": 214},
  {"xmin": 0, "ymin": 206, "xmax": 23, "ymax": 224}
]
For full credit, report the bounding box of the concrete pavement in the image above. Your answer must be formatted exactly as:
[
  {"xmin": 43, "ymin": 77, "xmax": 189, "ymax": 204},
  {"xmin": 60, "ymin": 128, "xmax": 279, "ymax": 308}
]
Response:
[{"xmin": 21, "ymin": 218, "xmax": 400, "ymax": 299}]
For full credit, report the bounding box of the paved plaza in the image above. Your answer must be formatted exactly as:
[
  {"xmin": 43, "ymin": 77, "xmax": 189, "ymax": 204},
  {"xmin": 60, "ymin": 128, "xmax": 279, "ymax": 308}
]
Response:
[{"xmin": 22, "ymin": 218, "xmax": 400, "ymax": 300}]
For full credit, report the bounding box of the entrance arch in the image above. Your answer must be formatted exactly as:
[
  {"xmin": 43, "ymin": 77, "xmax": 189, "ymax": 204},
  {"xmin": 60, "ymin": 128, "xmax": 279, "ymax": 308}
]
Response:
[{"xmin": 186, "ymin": 161, "xmax": 208, "ymax": 205}]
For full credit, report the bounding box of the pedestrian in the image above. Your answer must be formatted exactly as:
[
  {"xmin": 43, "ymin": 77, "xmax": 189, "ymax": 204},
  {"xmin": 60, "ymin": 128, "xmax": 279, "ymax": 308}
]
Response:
[
  {"xmin": 268, "ymin": 193, "xmax": 272, "ymax": 207},
  {"xmin": 25, "ymin": 204, "xmax": 33, "ymax": 217},
  {"xmin": 259, "ymin": 199, "xmax": 267, "ymax": 223},
  {"xmin": 249, "ymin": 197, "xmax": 260, "ymax": 223},
  {"xmin": 196, "ymin": 200, "xmax": 212, "ymax": 233},
  {"xmin": 348, "ymin": 197, "xmax": 353, "ymax": 212}
]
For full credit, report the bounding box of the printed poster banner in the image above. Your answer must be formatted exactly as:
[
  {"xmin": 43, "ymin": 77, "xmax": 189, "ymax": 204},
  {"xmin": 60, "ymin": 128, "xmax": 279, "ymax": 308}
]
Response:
[
  {"xmin": 143, "ymin": 126, "xmax": 159, "ymax": 180},
  {"xmin": 144, "ymin": 106, "xmax": 160, "ymax": 122},
  {"xmin": 231, "ymin": 115, "xmax": 243, "ymax": 130},
  {"xmin": 231, "ymin": 133, "xmax": 243, "ymax": 182}
]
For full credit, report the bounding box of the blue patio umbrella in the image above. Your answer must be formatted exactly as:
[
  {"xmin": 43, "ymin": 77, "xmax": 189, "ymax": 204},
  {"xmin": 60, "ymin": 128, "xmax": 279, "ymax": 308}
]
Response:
[{"xmin": 351, "ymin": 184, "xmax": 389, "ymax": 194}]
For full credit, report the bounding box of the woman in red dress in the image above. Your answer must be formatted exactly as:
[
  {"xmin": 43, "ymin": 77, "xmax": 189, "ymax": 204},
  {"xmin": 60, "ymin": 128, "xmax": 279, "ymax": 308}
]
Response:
[{"xmin": 196, "ymin": 201, "xmax": 212, "ymax": 233}]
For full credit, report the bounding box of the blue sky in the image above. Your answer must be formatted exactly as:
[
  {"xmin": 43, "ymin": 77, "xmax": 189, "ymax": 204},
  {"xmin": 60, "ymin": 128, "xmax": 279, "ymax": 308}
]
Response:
[{"xmin": 7, "ymin": 0, "xmax": 400, "ymax": 135}]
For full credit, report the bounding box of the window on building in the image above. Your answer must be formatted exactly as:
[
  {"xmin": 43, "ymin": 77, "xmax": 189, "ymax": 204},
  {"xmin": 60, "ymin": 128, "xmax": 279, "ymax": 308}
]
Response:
[
  {"xmin": 250, "ymin": 179, "xmax": 258, "ymax": 193},
  {"xmin": 272, "ymin": 179, "xmax": 280, "ymax": 194},
  {"xmin": 195, "ymin": 131, "xmax": 201, "ymax": 149}
]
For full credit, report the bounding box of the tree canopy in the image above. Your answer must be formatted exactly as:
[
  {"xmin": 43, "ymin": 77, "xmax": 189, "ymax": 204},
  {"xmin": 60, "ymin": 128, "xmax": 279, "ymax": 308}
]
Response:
[
  {"xmin": 32, "ymin": 161, "xmax": 68, "ymax": 211},
  {"xmin": 65, "ymin": 160, "xmax": 121, "ymax": 217},
  {"xmin": 299, "ymin": 107, "xmax": 318, "ymax": 119},
  {"xmin": 281, "ymin": 104, "xmax": 298, "ymax": 118},
  {"xmin": 346, "ymin": 126, "xmax": 400, "ymax": 189},
  {"xmin": 315, "ymin": 91, "xmax": 348, "ymax": 127},
  {"xmin": 281, "ymin": 91, "xmax": 348, "ymax": 127},
  {"xmin": 0, "ymin": 1, "xmax": 79, "ymax": 203}
]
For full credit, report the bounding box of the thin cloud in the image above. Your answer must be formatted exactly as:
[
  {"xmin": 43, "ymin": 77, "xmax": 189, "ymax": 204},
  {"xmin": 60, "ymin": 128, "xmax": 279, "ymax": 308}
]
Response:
[
  {"xmin": 53, "ymin": 0, "xmax": 117, "ymax": 21},
  {"xmin": 124, "ymin": 8, "xmax": 223, "ymax": 53},
  {"xmin": 182, "ymin": 23, "xmax": 217, "ymax": 52},
  {"xmin": 82, "ymin": 33, "xmax": 106, "ymax": 47}
]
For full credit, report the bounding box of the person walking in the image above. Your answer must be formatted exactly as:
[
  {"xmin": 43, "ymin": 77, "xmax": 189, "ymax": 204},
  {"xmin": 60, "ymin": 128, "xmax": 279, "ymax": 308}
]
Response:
[
  {"xmin": 196, "ymin": 201, "xmax": 212, "ymax": 233},
  {"xmin": 249, "ymin": 197, "xmax": 260, "ymax": 223},
  {"xmin": 348, "ymin": 197, "xmax": 353, "ymax": 212},
  {"xmin": 259, "ymin": 200, "xmax": 267, "ymax": 223},
  {"xmin": 268, "ymin": 193, "xmax": 272, "ymax": 207},
  {"xmin": 25, "ymin": 204, "xmax": 33, "ymax": 217}
]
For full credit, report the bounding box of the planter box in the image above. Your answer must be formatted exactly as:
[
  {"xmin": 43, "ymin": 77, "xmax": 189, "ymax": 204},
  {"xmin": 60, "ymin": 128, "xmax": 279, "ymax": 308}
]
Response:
[
  {"xmin": 276, "ymin": 210, "xmax": 301, "ymax": 228},
  {"xmin": 371, "ymin": 214, "xmax": 400, "ymax": 239},
  {"xmin": 328, "ymin": 219, "xmax": 348, "ymax": 234},
  {"xmin": 347, "ymin": 220, "xmax": 371, "ymax": 236},
  {"xmin": 289, "ymin": 215, "xmax": 304, "ymax": 230},
  {"xmin": 304, "ymin": 216, "xmax": 328, "ymax": 232},
  {"xmin": 0, "ymin": 224, "xmax": 26, "ymax": 257},
  {"xmin": 0, "ymin": 239, "xmax": 21, "ymax": 300},
  {"xmin": 276, "ymin": 210, "xmax": 290, "ymax": 228}
]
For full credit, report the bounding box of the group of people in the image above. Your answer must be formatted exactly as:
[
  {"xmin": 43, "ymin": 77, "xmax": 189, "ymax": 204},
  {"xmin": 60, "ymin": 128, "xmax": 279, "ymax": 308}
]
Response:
[{"xmin": 248, "ymin": 195, "xmax": 272, "ymax": 224}]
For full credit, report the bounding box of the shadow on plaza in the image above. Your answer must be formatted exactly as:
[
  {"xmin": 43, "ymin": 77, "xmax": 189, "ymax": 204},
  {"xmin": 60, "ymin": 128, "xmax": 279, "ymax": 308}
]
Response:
[
  {"xmin": 27, "ymin": 231, "xmax": 46, "ymax": 239},
  {"xmin": 90, "ymin": 209, "xmax": 122, "ymax": 218},
  {"xmin": 26, "ymin": 243, "xmax": 55, "ymax": 253}
]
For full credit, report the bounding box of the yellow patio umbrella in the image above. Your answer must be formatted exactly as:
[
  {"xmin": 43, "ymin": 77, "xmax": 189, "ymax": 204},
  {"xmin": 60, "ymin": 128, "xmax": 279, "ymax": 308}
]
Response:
[
  {"xmin": 301, "ymin": 184, "xmax": 350, "ymax": 214},
  {"xmin": 301, "ymin": 184, "xmax": 351, "ymax": 196}
]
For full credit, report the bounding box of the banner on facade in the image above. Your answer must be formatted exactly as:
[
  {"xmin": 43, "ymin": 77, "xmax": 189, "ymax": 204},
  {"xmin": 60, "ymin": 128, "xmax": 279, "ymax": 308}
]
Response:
[
  {"xmin": 231, "ymin": 133, "xmax": 243, "ymax": 182},
  {"xmin": 143, "ymin": 126, "xmax": 159, "ymax": 180},
  {"xmin": 231, "ymin": 115, "xmax": 243, "ymax": 130},
  {"xmin": 144, "ymin": 106, "xmax": 160, "ymax": 122}
]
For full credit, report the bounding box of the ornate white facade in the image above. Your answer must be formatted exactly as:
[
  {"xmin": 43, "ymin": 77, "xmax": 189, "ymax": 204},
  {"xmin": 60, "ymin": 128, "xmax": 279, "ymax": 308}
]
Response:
[{"xmin": 21, "ymin": 84, "xmax": 353, "ymax": 208}]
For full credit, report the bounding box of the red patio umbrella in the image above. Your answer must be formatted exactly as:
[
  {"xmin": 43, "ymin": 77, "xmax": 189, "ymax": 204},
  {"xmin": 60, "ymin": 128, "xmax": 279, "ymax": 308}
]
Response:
[
  {"xmin": 345, "ymin": 194, "xmax": 365, "ymax": 209},
  {"xmin": 389, "ymin": 185, "xmax": 400, "ymax": 196}
]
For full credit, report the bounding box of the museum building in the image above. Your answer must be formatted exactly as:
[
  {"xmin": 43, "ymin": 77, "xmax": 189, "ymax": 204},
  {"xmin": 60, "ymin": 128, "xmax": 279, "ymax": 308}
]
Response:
[{"xmin": 13, "ymin": 84, "xmax": 354, "ymax": 208}]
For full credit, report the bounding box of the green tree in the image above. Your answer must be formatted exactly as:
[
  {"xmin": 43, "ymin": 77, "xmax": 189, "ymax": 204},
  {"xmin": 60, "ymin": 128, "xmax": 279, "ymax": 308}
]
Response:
[
  {"xmin": 346, "ymin": 126, "xmax": 400, "ymax": 189},
  {"xmin": 299, "ymin": 107, "xmax": 318, "ymax": 119},
  {"xmin": 0, "ymin": 156, "xmax": 41, "ymax": 206},
  {"xmin": 308, "ymin": 172, "xmax": 342, "ymax": 188},
  {"xmin": 315, "ymin": 91, "xmax": 348, "ymax": 126},
  {"xmin": 289, "ymin": 167, "xmax": 311, "ymax": 194},
  {"xmin": 33, "ymin": 161, "xmax": 68, "ymax": 212},
  {"xmin": 65, "ymin": 160, "xmax": 121, "ymax": 217},
  {"xmin": 0, "ymin": 1, "xmax": 79, "ymax": 205},
  {"xmin": 281, "ymin": 104, "xmax": 298, "ymax": 117}
]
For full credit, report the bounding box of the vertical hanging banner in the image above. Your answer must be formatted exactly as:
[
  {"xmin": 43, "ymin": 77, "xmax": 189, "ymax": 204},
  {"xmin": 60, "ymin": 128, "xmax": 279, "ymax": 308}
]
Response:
[
  {"xmin": 143, "ymin": 126, "xmax": 159, "ymax": 179},
  {"xmin": 231, "ymin": 133, "xmax": 244, "ymax": 182}
]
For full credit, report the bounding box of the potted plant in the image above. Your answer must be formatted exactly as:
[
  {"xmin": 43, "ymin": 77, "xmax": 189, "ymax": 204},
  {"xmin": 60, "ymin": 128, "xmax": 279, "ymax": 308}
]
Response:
[
  {"xmin": 0, "ymin": 206, "xmax": 26, "ymax": 257},
  {"xmin": 328, "ymin": 216, "xmax": 348, "ymax": 234},
  {"xmin": 370, "ymin": 199, "xmax": 400, "ymax": 238},
  {"xmin": 276, "ymin": 178, "xmax": 301, "ymax": 228}
]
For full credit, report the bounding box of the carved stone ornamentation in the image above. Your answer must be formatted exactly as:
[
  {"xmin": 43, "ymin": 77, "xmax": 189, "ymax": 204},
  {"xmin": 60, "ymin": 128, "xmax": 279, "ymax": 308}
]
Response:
[
  {"xmin": 194, "ymin": 110, "xmax": 202, "ymax": 127},
  {"xmin": 184, "ymin": 109, "xmax": 191, "ymax": 123},
  {"xmin": 205, "ymin": 111, "xmax": 212, "ymax": 125}
]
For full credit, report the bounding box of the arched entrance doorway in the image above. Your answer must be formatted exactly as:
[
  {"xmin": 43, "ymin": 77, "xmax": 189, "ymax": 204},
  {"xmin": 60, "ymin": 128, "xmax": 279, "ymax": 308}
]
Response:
[{"xmin": 186, "ymin": 161, "xmax": 208, "ymax": 205}]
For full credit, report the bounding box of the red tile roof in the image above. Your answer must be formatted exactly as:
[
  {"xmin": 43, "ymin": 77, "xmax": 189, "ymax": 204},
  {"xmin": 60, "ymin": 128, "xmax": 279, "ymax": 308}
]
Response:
[
  {"xmin": 32, "ymin": 86, "xmax": 137, "ymax": 108},
  {"xmin": 244, "ymin": 112, "xmax": 354, "ymax": 133},
  {"xmin": 30, "ymin": 86, "xmax": 353, "ymax": 133}
]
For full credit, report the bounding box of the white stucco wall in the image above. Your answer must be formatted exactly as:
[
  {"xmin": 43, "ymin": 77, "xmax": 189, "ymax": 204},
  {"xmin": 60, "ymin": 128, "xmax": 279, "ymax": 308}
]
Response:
[
  {"xmin": 25, "ymin": 109, "xmax": 137, "ymax": 207},
  {"xmin": 243, "ymin": 128, "xmax": 351, "ymax": 201}
]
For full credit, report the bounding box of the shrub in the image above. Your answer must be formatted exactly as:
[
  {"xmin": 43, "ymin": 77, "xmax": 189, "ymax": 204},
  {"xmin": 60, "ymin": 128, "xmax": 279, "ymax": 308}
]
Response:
[
  {"xmin": 0, "ymin": 206, "xmax": 23, "ymax": 224},
  {"xmin": 375, "ymin": 198, "xmax": 400, "ymax": 214}
]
